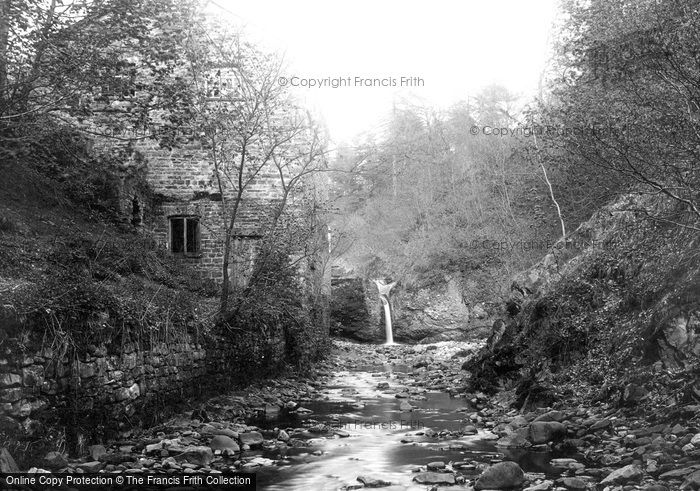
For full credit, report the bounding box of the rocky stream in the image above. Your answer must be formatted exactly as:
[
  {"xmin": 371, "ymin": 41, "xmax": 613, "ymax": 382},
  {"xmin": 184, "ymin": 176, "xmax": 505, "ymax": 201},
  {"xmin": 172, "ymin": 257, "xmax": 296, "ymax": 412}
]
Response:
[{"xmin": 13, "ymin": 341, "xmax": 700, "ymax": 490}]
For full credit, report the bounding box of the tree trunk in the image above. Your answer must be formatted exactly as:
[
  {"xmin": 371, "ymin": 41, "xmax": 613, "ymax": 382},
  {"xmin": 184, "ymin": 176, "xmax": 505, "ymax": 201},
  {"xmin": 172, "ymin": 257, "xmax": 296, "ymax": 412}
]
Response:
[
  {"xmin": 0, "ymin": 0, "xmax": 10, "ymax": 114},
  {"xmin": 219, "ymin": 146, "xmax": 246, "ymax": 315},
  {"xmin": 220, "ymin": 231, "xmax": 232, "ymax": 313},
  {"xmin": 533, "ymin": 133, "xmax": 566, "ymax": 238}
]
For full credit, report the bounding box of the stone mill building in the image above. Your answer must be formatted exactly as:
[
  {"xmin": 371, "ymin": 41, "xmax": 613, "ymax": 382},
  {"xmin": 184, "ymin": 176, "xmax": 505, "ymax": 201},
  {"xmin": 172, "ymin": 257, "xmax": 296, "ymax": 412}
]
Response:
[{"xmin": 98, "ymin": 68, "xmax": 332, "ymax": 298}]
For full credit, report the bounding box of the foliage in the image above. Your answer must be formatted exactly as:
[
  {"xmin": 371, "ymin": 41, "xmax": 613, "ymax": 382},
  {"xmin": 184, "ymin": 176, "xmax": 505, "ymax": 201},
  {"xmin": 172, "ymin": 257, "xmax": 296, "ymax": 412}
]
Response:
[
  {"xmin": 0, "ymin": 0, "xmax": 203, "ymax": 150},
  {"xmin": 1, "ymin": 230, "xmax": 215, "ymax": 355},
  {"xmin": 331, "ymin": 0, "xmax": 700, "ymax": 310},
  {"xmin": 6, "ymin": 119, "xmax": 132, "ymax": 213},
  {"xmin": 178, "ymin": 20, "xmax": 329, "ymax": 313},
  {"xmin": 330, "ymin": 93, "xmax": 563, "ymax": 303},
  {"xmin": 224, "ymin": 234, "xmax": 330, "ymax": 372},
  {"xmin": 539, "ymin": 0, "xmax": 700, "ymax": 227},
  {"xmin": 1, "ymin": 0, "xmax": 330, "ymax": 370},
  {"xmin": 466, "ymin": 197, "xmax": 700, "ymax": 407}
]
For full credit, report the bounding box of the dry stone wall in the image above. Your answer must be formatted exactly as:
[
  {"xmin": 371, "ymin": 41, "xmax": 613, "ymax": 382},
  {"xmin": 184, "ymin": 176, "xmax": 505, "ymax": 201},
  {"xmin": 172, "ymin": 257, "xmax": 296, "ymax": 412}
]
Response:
[{"xmin": 0, "ymin": 331, "xmax": 284, "ymax": 448}]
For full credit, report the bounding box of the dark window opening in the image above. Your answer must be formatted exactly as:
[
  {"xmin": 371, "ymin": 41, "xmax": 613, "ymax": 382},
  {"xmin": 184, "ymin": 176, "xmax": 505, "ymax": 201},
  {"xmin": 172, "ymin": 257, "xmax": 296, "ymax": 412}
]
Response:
[
  {"xmin": 131, "ymin": 196, "xmax": 142, "ymax": 226},
  {"xmin": 171, "ymin": 218, "xmax": 184, "ymax": 253},
  {"xmin": 170, "ymin": 217, "xmax": 200, "ymax": 255}
]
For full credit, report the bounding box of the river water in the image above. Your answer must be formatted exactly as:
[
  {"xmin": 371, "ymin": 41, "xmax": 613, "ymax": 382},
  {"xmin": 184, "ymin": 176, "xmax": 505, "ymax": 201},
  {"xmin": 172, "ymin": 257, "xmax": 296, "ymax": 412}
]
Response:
[{"xmin": 249, "ymin": 351, "xmax": 563, "ymax": 490}]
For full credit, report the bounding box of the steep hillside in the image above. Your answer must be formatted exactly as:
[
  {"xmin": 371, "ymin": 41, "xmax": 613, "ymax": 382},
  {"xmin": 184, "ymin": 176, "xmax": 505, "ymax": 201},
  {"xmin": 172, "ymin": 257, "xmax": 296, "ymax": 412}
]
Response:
[
  {"xmin": 0, "ymin": 154, "xmax": 218, "ymax": 343},
  {"xmin": 466, "ymin": 193, "xmax": 700, "ymax": 410},
  {"xmin": 0, "ymin": 151, "xmax": 306, "ymax": 465}
]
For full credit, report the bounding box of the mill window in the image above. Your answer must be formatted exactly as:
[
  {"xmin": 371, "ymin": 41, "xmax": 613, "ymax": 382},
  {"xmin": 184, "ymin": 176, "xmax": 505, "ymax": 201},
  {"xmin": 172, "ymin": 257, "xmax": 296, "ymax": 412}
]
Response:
[{"xmin": 169, "ymin": 216, "xmax": 200, "ymax": 255}]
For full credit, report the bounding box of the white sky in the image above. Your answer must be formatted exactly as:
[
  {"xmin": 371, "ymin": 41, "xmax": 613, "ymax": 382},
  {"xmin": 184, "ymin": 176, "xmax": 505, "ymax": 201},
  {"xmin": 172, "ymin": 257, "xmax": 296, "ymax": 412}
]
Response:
[{"xmin": 214, "ymin": 0, "xmax": 559, "ymax": 143}]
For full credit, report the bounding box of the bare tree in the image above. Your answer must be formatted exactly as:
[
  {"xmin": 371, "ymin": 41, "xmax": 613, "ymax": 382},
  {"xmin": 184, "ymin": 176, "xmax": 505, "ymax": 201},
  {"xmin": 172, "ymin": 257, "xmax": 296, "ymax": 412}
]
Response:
[{"xmin": 185, "ymin": 27, "xmax": 328, "ymax": 314}]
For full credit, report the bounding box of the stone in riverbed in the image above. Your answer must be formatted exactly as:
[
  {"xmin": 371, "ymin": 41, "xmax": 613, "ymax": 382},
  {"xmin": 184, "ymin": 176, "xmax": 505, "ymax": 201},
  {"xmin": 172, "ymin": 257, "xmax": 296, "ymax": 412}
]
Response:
[
  {"xmin": 524, "ymin": 481, "xmax": 554, "ymax": 491},
  {"xmin": 623, "ymin": 383, "xmax": 649, "ymax": 404},
  {"xmin": 88, "ymin": 444, "xmax": 106, "ymax": 461},
  {"xmin": 399, "ymin": 401, "xmax": 413, "ymax": 412},
  {"xmin": 98, "ymin": 452, "xmax": 134, "ymax": 464},
  {"xmin": 356, "ymin": 475, "xmax": 392, "ymax": 487},
  {"xmin": 239, "ymin": 431, "xmax": 264, "ymax": 448},
  {"xmin": 528, "ymin": 421, "xmax": 567, "ymax": 444},
  {"xmin": 413, "ymin": 472, "xmax": 456, "ymax": 485},
  {"xmin": 42, "ymin": 451, "xmax": 68, "ymax": 470},
  {"xmin": 173, "ymin": 446, "xmax": 213, "ymax": 466},
  {"xmin": 557, "ymin": 477, "xmax": 587, "ymax": 489},
  {"xmin": 209, "ymin": 435, "xmax": 239, "ymax": 454},
  {"xmin": 26, "ymin": 467, "xmax": 51, "ymax": 474},
  {"xmin": 671, "ymin": 423, "xmax": 686, "ymax": 435},
  {"xmin": 474, "ymin": 461, "xmax": 525, "ymax": 490},
  {"xmin": 600, "ymin": 454, "xmax": 621, "ymax": 466},
  {"xmin": 550, "ymin": 458, "xmax": 579, "ymax": 468},
  {"xmin": 426, "ymin": 461, "xmax": 445, "ymax": 471},
  {"xmin": 509, "ymin": 415, "xmax": 529, "ymax": 427},
  {"xmin": 589, "ymin": 418, "xmax": 612, "ymax": 431},
  {"xmin": 453, "ymin": 461, "xmax": 476, "ymax": 471},
  {"xmin": 77, "ymin": 461, "xmax": 103, "ymax": 472},
  {"xmin": 659, "ymin": 467, "xmax": 695, "ymax": 479},
  {"xmin": 534, "ymin": 410, "xmax": 565, "ymax": 422},
  {"xmin": 497, "ymin": 428, "xmax": 531, "ymax": 448},
  {"xmin": 264, "ymin": 404, "xmax": 280, "ymax": 417},
  {"xmin": 682, "ymin": 443, "xmax": 695, "ymax": 453},
  {"xmin": 202, "ymin": 426, "xmax": 239, "ymax": 439},
  {"xmin": 145, "ymin": 442, "xmax": 162, "ymax": 454},
  {"xmin": 161, "ymin": 456, "xmax": 179, "ymax": 469},
  {"xmin": 681, "ymin": 470, "xmax": 700, "ymax": 490},
  {"xmin": 557, "ymin": 438, "xmax": 587, "ymax": 452},
  {"xmin": 308, "ymin": 424, "xmax": 330, "ymax": 434},
  {"xmin": 461, "ymin": 425, "xmax": 478, "ymax": 435},
  {"xmin": 599, "ymin": 464, "xmax": 643, "ymax": 485}
]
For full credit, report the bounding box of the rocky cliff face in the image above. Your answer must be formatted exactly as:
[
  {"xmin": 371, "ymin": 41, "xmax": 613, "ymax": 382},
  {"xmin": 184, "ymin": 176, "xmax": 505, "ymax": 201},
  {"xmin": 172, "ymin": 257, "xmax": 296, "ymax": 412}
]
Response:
[
  {"xmin": 329, "ymin": 278, "xmax": 379, "ymax": 342},
  {"xmin": 330, "ymin": 274, "xmax": 492, "ymax": 344},
  {"xmin": 466, "ymin": 194, "xmax": 700, "ymax": 406},
  {"xmin": 391, "ymin": 276, "xmax": 492, "ymax": 343}
]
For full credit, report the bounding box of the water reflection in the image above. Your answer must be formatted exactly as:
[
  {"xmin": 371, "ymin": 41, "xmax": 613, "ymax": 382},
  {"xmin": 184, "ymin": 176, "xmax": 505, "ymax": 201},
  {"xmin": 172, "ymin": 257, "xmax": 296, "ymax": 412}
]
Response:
[{"xmin": 251, "ymin": 368, "xmax": 561, "ymax": 490}]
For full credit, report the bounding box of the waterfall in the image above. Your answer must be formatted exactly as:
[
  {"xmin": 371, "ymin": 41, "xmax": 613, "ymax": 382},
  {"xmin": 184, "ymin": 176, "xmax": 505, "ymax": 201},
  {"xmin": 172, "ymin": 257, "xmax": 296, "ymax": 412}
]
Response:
[
  {"xmin": 381, "ymin": 297, "xmax": 394, "ymax": 344},
  {"xmin": 374, "ymin": 279, "xmax": 397, "ymax": 345}
]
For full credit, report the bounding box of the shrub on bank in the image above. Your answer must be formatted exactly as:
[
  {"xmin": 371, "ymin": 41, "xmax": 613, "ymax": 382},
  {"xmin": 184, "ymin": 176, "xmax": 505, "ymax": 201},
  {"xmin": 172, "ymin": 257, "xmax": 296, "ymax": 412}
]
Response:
[{"xmin": 222, "ymin": 242, "xmax": 330, "ymax": 375}]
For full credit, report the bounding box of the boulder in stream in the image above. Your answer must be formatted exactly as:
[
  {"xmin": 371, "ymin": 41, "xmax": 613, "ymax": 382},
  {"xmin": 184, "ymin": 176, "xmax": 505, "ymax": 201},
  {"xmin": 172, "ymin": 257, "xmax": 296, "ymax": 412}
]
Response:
[
  {"xmin": 413, "ymin": 472, "xmax": 456, "ymax": 485},
  {"xmin": 239, "ymin": 431, "xmax": 264, "ymax": 448},
  {"xmin": 528, "ymin": 421, "xmax": 567, "ymax": 444},
  {"xmin": 209, "ymin": 435, "xmax": 240, "ymax": 454},
  {"xmin": 356, "ymin": 475, "xmax": 392, "ymax": 487},
  {"xmin": 474, "ymin": 461, "xmax": 525, "ymax": 490}
]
